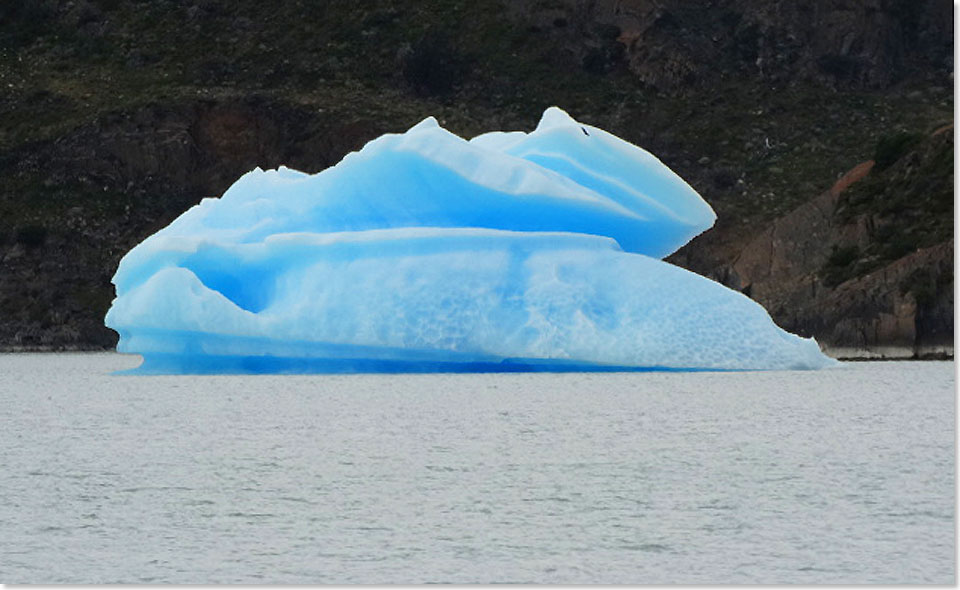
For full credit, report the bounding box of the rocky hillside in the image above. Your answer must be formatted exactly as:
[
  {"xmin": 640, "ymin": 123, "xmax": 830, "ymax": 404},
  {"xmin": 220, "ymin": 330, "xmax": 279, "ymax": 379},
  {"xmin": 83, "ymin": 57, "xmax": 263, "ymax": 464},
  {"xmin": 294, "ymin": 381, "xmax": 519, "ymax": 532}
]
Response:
[
  {"xmin": 0, "ymin": 0, "xmax": 953, "ymax": 356},
  {"xmin": 672, "ymin": 126, "xmax": 953, "ymax": 358}
]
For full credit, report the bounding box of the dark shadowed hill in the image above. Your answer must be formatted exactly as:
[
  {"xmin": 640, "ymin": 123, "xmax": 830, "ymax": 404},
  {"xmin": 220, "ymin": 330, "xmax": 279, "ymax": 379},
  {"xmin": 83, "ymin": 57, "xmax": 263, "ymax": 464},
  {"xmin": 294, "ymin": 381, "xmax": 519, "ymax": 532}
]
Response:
[{"xmin": 0, "ymin": 0, "xmax": 953, "ymax": 357}]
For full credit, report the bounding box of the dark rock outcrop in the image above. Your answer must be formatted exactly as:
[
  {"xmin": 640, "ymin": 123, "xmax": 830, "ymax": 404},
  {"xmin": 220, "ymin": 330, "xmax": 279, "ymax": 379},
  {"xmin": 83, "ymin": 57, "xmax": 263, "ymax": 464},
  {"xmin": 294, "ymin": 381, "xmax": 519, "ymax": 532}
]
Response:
[{"xmin": 816, "ymin": 241, "xmax": 953, "ymax": 357}]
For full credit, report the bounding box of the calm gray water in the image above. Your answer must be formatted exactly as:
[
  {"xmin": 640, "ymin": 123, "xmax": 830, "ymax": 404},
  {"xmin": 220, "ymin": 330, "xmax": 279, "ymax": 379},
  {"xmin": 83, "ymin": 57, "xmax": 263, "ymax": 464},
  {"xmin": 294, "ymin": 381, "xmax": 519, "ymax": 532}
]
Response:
[{"xmin": 0, "ymin": 353, "xmax": 954, "ymax": 583}]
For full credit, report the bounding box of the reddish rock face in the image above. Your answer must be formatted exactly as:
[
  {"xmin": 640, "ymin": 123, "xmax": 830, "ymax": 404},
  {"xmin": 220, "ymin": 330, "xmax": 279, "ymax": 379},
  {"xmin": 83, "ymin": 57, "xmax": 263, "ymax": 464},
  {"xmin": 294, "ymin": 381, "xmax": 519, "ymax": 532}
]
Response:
[{"xmin": 728, "ymin": 159, "xmax": 876, "ymax": 306}]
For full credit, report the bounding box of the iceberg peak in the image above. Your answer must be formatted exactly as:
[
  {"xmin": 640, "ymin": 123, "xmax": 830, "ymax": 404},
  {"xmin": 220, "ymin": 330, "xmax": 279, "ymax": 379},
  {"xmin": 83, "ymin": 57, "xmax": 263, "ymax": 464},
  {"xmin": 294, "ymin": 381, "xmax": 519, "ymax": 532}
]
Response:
[
  {"xmin": 408, "ymin": 116, "xmax": 442, "ymax": 133},
  {"xmin": 536, "ymin": 106, "xmax": 578, "ymax": 131}
]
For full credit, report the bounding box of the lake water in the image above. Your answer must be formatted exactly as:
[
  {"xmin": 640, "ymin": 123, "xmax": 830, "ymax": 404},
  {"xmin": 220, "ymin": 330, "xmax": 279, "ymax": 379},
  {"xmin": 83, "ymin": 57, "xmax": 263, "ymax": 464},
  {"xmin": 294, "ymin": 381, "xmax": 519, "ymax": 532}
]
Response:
[{"xmin": 0, "ymin": 353, "xmax": 954, "ymax": 583}]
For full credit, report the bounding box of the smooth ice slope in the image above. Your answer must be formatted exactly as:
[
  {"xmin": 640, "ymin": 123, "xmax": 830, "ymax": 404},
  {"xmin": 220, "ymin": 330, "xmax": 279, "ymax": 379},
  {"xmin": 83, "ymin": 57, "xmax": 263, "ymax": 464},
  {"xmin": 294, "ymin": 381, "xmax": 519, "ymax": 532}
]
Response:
[{"xmin": 105, "ymin": 107, "xmax": 834, "ymax": 373}]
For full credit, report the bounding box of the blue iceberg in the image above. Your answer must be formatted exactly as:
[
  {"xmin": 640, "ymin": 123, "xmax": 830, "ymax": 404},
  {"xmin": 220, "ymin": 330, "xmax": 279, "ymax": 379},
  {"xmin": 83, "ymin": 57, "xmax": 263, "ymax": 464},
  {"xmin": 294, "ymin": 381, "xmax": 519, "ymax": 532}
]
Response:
[{"xmin": 105, "ymin": 107, "xmax": 833, "ymax": 373}]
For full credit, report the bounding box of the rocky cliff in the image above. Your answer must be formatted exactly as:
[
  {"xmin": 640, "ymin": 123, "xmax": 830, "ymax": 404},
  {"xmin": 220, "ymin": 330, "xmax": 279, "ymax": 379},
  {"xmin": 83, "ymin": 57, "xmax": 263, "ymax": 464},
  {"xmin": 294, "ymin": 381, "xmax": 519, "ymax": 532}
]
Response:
[
  {"xmin": 0, "ymin": 0, "xmax": 953, "ymax": 356},
  {"xmin": 673, "ymin": 127, "xmax": 953, "ymax": 358}
]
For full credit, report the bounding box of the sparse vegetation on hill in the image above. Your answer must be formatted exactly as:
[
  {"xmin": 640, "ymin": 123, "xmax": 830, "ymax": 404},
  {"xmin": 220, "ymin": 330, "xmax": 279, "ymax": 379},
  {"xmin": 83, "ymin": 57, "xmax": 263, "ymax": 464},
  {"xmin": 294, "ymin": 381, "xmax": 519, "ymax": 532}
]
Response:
[{"xmin": 0, "ymin": 0, "xmax": 953, "ymax": 352}]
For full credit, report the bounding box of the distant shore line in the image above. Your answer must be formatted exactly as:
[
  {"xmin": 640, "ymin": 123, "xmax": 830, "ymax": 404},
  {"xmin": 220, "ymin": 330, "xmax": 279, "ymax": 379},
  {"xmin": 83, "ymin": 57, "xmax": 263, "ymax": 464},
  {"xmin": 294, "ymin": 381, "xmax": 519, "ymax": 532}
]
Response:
[
  {"xmin": 823, "ymin": 346, "xmax": 954, "ymax": 362},
  {"xmin": 0, "ymin": 345, "xmax": 953, "ymax": 362}
]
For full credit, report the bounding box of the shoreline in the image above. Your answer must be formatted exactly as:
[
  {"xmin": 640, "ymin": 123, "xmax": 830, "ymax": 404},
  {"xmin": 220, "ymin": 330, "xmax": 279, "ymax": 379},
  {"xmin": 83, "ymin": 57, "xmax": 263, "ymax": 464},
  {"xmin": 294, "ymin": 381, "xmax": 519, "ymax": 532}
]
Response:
[
  {"xmin": 824, "ymin": 345, "xmax": 954, "ymax": 362},
  {"xmin": 1, "ymin": 345, "xmax": 953, "ymax": 362}
]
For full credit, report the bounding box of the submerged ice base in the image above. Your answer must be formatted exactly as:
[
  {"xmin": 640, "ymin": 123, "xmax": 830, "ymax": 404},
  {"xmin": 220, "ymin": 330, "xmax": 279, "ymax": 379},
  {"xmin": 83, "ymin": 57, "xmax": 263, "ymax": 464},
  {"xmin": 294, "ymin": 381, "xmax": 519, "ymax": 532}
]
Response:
[{"xmin": 106, "ymin": 107, "xmax": 835, "ymax": 373}]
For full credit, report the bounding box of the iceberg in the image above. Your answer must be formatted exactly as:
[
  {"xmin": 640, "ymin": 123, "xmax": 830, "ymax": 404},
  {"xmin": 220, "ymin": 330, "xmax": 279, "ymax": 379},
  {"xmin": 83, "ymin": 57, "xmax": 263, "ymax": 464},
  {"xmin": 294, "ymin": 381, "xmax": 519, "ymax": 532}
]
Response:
[{"xmin": 105, "ymin": 107, "xmax": 834, "ymax": 373}]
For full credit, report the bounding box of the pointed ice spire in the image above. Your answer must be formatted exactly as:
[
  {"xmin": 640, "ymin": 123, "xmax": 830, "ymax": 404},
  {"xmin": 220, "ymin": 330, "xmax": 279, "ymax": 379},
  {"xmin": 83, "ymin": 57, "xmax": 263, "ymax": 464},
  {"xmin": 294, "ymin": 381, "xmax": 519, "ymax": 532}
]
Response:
[
  {"xmin": 535, "ymin": 106, "xmax": 578, "ymax": 131},
  {"xmin": 408, "ymin": 116, "xmax": 442, "ymax": 133}
]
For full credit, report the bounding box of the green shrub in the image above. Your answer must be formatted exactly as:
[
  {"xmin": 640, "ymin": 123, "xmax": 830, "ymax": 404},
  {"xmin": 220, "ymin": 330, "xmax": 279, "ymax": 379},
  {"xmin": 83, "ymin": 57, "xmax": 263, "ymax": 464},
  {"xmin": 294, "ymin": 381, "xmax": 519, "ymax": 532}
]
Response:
[
  {"xmin": 0, "ymin": 2, "xmax": 58, "ymax": 49},
  {"xmin": 900, "ymin": 268, "xmax": 937, "ymax": 306},
  {"xmin": 873, "ymin": 132, "xmax": 924, "ymax": 171},
  {"xmin": 821, "ymin": 244, "xmax": 860, "ymax": 287},
  {"xmin": 826, "ymin": 244, "xmax": 859, "ymax": 268},
  {"xmin": 15, "ymin": 225, "xmax": 48, "ymax": 248},
  {"xmin": 401, "ymin": 32, "xmax": 467, "ymax": 97},
  {"xmin": 816, "ymin": 54, "xmax": 861, "ymax": 80}
]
